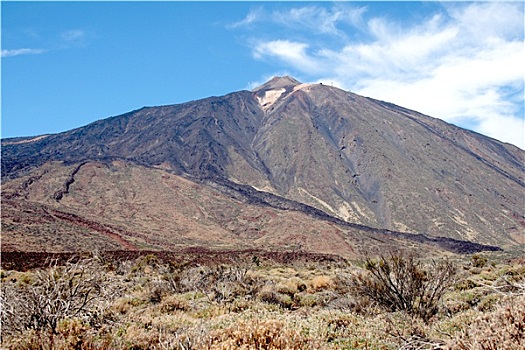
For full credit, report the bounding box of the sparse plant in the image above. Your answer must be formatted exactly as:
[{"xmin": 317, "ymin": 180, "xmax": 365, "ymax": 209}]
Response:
[
  {"xmin": 2, "ymin": 252, "xmax": 523, "ymax": 350},
  {"xmin": 479, "ymin": 267, "xmax": 525, "ymax": 297},
  {"xmin": 160, "ymin": 294, "xmax": 190, "ymax": 313},
  {"xmin": 1, "ymin": 258, "xmax": 109, "ymax": 335},
  {"xmin": 310, "ymin": 275, "xmax": 333, "ymax": 291},
  {"xmin": 471, "ymin": 254, "xmax": 488, "ymax": 268},
  {"xmin": 351, "ymin": 252, "xmax": 457, "ymax": 321},
  {"xmin": 448, "ymin": 294, "xmax": 525, "ymax": 349},
  {"xmin": 258, "ymin": 286, "xmax": 295, "ymax": 309},
  {"xmin": 209, "ymin": 318, "xmax": 320, "ymax": 349},
  {"xmin": 173, "ymin": 264, "xmax": 263, "ymax": 303},
  {"xmin": 296, "ymin": 293, "xmax": 317, "ymax": 307},
  {"xmin": 131, "ymin": 253, "xmax": 160, "ymax": 275}
]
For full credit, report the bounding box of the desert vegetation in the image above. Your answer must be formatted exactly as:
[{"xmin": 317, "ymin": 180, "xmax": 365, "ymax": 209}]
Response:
[{"xmin": 1, "ymin": 251, "xmax": 523, "ymax": 349}]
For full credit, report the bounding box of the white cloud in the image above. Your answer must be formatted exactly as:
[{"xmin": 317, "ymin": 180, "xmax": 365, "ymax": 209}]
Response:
[
  {"xmin": 477, "ymin": 114, "xmax": 524, "ymax": 148},
  {"xmin": 229, "ymin": 4, "xmax": 366, "ymax": 38},
  {"xmin": 447, "ymin": 2, "xmax": 524, "ymax": 42},
  {"xmin": 242, "ymin": 3, "xmax": 525, "ymax": 148},
  {"xmin": 1, "ymin": 48, "xmax": 45, "ymax": 57},
  {"xmin": 253, "ymin": 40, "xmax": 321, "ymax": 74},
  {"xmin": 271, "ymin": 5, "xmax": 366, "ymax": 37}
]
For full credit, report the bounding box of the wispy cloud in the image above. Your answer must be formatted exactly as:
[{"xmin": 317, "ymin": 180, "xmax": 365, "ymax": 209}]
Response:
[
  {"xmin": 61, "ymin": 29, "xmax": 85, "ymax": 42},
  {"xmin": 228, "ymin": 8, "xmax": 263, "ymax": 29},
  {"xmin": 235, "ymin": 3, "xmax": 525, "ymax": 148},
  {"xmin": 229, "ymin": 4, "xmax": 366, "ymax": 38},
  {"xmin": 270, "ymin": 5, "xmax": 366, "ymax": 37},
  {"xmin": 2, "ymin": 28, "xmax": 88, "ymax": 58},
  {"xmin": 1, "ymin": 48, "xmax": 46, "ymax": 57}
]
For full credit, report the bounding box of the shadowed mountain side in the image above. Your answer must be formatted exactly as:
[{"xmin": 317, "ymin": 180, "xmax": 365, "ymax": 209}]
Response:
[{"xmin": 1, "ymin": 91, "xmax": 265, "ymax": 180}]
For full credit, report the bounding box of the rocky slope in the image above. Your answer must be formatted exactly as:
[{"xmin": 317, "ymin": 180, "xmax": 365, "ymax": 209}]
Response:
[{"xmin": 2, "ymin": 76, "xmax": 523, "ymax": 253}]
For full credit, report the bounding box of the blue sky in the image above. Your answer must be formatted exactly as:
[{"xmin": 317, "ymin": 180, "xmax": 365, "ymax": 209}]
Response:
[{"xmin": 2, "ymin": 1, "xmax": 524, "ymax": 148}]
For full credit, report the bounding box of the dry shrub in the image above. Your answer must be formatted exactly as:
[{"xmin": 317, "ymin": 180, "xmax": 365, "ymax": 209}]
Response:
[
  {"xmin": 454, "ymin": 278, "xmax": 479, "ymax": 291},
  {"xmin": 0, "ymin": 258, "xmax": 110, "ymax": 335},
  {"xmin": 121, "ymin": 323, "xmax": 165, "ymax": 350},
  {"xmin": 291, "ymin": 277, "xmax": 308, "ymax": 293},
  {"xmin": 471, "ymin": 254, "xmax": 488, "ymax": 268},
  {"xmin": 209, "ymin": 318, "xmax": 321, "ymax": 349},
  {"xmin": 147, "ymin": 277, "xmax": 173, "ymax": 304},
  {"xmin": 310, "ymin": 275, "xmax": 333, "ymax": 291},
  {"xmin": 173, "ymin": 265, "xmax": 262, "ymax": 303},
  {"xmin": 160, "ymin": 294, "xmax": 190, "ymax": 313},
  {"xmin": 332, "ymin": 271, "xmax": 354, "ymax": 294},
  {"xmin": 325, "ymin": 313, "xmax": 356, "ymax": 342},
  {"xmin": 376, "ymin": 312, "xmax": 443, "ymax": 349},
  {"xmin": 130, "ymin": 254, "xmax": 160, "ymax": 275},
  {"xmin": 1, "ymin": 319, "xmax": 113, "ymax": 350},
  {"xmin": 4, "ymin": 253, "xmax": 520, "ymax": 350},
  {"xmin": 276, "ymin": 283, "xmax": 297, "ymax": 297},
  {"xmin": 4, "ymin": 329, "xmax": 71, "ymax": 350},
  {"xmin": 112, "ymin": 296, "xmax": 146, "ymax": 315},
  {"xmin": 258, "ymin": 286, "xmax": 294, "ymax": 309},
  {"xmin": 276, "ymin": 277, "xmax": 306, "ymax": 296},
  {"xmin": 297, "ymin": 293, "xmax": 318, "ymax": 307},
  {"xmin": 351, "ymin": 252, "xmax": 457, "ymax": 321},
  {"xmin": 448, "ymin": 294, "xmax": 525, "ymax": 350}
]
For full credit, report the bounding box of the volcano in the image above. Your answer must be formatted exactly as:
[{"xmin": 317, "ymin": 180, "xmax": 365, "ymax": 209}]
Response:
[{"xmin": 2, "ymin": 76, "xmax": 523, "ymax": 256}]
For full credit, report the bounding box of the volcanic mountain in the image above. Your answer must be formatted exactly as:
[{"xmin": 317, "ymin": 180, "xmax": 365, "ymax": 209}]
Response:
[{"xmin": 2, "ymin": 76, "xmax": 523, "ymax": 256}]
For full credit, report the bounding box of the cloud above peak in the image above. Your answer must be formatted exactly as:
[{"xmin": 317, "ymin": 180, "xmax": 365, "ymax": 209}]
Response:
[
  {"xmin": 271, "ymin": 5, "xmax": 367, "ymax": 37},
  {"xmin": 253, "ymin": 40, "xmax": 322, "ymax": 74},
  {"xmin": 234, "ymin": 2, "xmax": 525, "ymax": 148},
  {"xmin": 230, "ymin": 4, "xmax": 366, "ymax": 38}
]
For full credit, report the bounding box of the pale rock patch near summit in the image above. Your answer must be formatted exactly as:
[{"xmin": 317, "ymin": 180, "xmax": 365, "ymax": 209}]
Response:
[{"xmin": 257, "ymin": 88, "xmax": 285, "ymax": 110}]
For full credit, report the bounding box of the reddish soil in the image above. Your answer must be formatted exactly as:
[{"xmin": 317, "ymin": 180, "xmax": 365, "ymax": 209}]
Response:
[
  {"xmin": 44, "ymin": 208, "xmax": 139, "ymax": 251},
  {"xmin": 0, "ymin": 249, "xmax": 346, "ymax": 271}
]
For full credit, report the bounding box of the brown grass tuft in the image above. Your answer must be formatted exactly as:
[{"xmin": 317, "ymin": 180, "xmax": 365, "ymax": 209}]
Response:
[
  {"xmin": 209, "ymin": 318, "xmax": 323, "ymax": 350},
  {"xmin": 310, "ymin": 275, "xmax": 333, "ymax": 292}
]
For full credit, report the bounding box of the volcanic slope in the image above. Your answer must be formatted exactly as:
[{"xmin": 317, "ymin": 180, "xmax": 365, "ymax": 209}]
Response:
[
  {"xmin": 0, "ymin": 160, "xmax": 499, "ymax": 257},
  {"xmin": 2, "ymin": 76, "xmax": 524, "ymax": 252}
]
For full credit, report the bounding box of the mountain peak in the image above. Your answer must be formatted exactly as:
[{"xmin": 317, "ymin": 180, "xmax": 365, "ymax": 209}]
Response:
[{"xmin": 252, "ymin": 76, "xmax": 302, "ymax": 92}]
